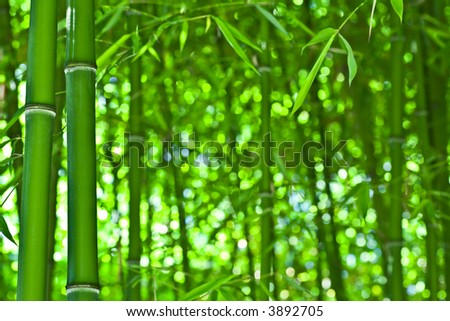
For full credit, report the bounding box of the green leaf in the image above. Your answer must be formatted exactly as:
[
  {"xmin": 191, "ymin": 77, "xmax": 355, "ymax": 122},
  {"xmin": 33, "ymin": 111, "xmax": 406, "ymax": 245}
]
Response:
[
  {"xmin": 218, "ymin": 287, "xmax": 238, "ymax": 301},
  {"xmin": 97, "ymin": 34, "xmax": 131, "ymax": 72},
  {"xmin": 215, "ymin": 17, "xmax": 261, "ymax": 53},
  {"xmin": 390, "ymin": 0, "xmax": 403, "ymax": 22},
  {"xmin": 205, "ymin": 16, "xmax": 211, "ymax": 33},
  {"xmin": 256, "ymin": 5, "xmax": 291, "ymax": 39},
  {"xmin": 368, "ymin": 0, "xmax": 377, "ymax": 40},
  {"xmin": 282, "ymin": 275, "xmax": 313, "ymax": 297},
  {"xmin": 291, "ymin": 33, "xmax": 336, "ymax": 115},
  {"xmin": 180, "ymin": 275, "xmax": 235, "ymax": 301},
  {"xmin": 213, "ymin": 17, "xmax": 260, "ymax": 75},
  {"xmin": 338, "ymin": 34, "xmax": 357, "ymax": 85},
  {"xmin": 302, "ymin": 27, "xmax": 337, "ymax": 54},
  {"xmin": 98, "ymin": 3, "xmax": 127, "ymax": 37},
  {"xmin": 0, "ymin": 107, "xmax": 25, "ymax": 138},
  {"xmin": 0, "ymin": 154, "xmax": 23, "ymax": 167},
  {"xmin": 148, "ymin": 46, "xmax": 161, "ymax": 62},
  {"xmin": 0, "ymin": 214, "xmax": 16, "ymax": 245},
  {"xmin": 179, "ymin": 21, "xmax": 189, "ymax": 53}
]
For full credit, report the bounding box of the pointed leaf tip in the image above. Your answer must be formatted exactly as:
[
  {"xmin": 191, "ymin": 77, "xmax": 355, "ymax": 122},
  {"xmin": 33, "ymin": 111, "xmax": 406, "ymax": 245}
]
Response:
[
  {"xmin": 390, "ymin": 0, "xmax": 403, "ymax": 22},
  {"xmin": 0, "ymin": 214, "xmax": 17, "ymax": 246},
  {"xmin": 338, "ymin": 34, "xmax": 357, "ymax": 85}
]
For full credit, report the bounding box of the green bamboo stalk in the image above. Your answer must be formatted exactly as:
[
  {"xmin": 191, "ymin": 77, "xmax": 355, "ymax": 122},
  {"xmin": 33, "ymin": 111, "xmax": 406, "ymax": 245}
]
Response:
[
  {"xmin": 126, "ymin": 8, "xmax": 144, "ymax": 301},
  {"xmin": 414, "ymin": 21, "xmax": 438, "ymax": 300},
  {"xmin": 387, "ymin": 20, "xmax": 405, "ymax": 301},
  {"xmin": 259, "ymin": 17, "xmax": 275, "ymax": 301},
  {"xmin": 46, "ymin": 0, "xmax": 67, "ymax": 300},
  {"xmin": 17, "ymin": 0, "xmax": 57, "ymax": 301},
  {"xmin": 159, "ymin": 50, "xmax": 192, "ymax": 292},
  {"xmin": 421, "ymin": 1, "xmax": 450, "ymax": 294},
  {"xmin": 316, "ymin": 117, "xmax": 346, "ymax": 300},
  {"xmin": 65, "ymin": 0, "xmax": 99, "ymax": 301}
]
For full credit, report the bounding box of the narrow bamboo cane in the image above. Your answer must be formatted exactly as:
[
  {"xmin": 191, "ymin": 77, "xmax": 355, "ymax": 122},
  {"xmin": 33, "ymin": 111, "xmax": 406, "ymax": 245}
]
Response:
[
  {"xmin": 126, "ymin": 8, "xmax": 144, "ymax": 301},
  {"xmin": 421, "ymin": 1, "xmax": 450, "ymax": 294},
  {"xmin": 259, "ymin": 17, "xmax": 275, "ymax": 300},
  {"xmin": 65, "ymin": 0, "xmax": 100, "ymax": 300},
  {"xmin": 387, "ymin": 22, "xmax": 405, "ymax": 300},
  {"xmin": 17, "ymin": 0, "xmax": 57, "ymax": 300},
  {"xmin": 414, "ymin": 21, "xmax": 439, "ymax": 300}
]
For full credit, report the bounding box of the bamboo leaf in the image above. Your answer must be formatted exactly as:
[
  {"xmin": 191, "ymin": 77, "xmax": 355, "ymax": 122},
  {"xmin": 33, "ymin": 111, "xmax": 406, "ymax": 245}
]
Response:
[
  {"xmin": 97, "ymin": 34, "xmax": 131, "ymax": 72},
  {"xmin": 98, "ymin": 3, "xmax": 127, "ymax": 36},
  {"xmin": 215, "ymin": 17, "xmax": 261, "ymax": 53},
  {"xmin": 212, "ymin": 17, "xmax": 260, "ymax": 75},
  {"xmin": 0, "ymin": 154, "xmax": 23, "ymax": 167},
  {"xmin": 302, "ymin": 27, "xmax": 337, "ymax": 54},
  {"xmin": 0, "ymin": 107, "xmax": 25, "ymax": 138},
  {"xmin": 148, "ymin": 46, "xmax": 161, "ymax": 62},
  {"xmin": 256, "ymin": 5, "xmax": 291, "ymax": 39},
  {"xmin": 338, "ymin": 34, "xmax": 357, "ymax": 85},
  {"xmin": 368, "ymin": 0, "xmax": 377, "ymax": 40},
  {"xmin": 282, "ymin": 275, "xmax": 313, "ymax": 297},
  {"xmin": 180, "ymin": 275, "xmax": 235, "ymax": 301},
  {"xmin": 205, "ymin": 16, "xmax": 211, "ymax": 33},
  {"xmin": 179, "ymin": 21, "xmax": 189, "ymax": 53},
  {"xmin": 218, "ymin": 287, "xmax": 238, "ymax": 301},
  {"xmin": 291, "ymin": 33, "xmax": 336, "ymax": 115},
  {"xmin": 390, "ymin": 0, "xmax": 403, "ymax": 22},
  {"xmin": 0, "ymin": 214, "xmax": 16, "ymax": 245}
]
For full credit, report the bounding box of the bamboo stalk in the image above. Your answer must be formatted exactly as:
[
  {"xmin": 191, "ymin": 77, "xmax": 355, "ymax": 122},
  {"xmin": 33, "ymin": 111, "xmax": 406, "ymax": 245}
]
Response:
[
  {"xmin": 126, "ymin": 8, "xmax": 144, "ymax": 301},
  {"xmin": 421, "ymin": 1, "xmax": 450, "ymax": 294},
  {"xmin": 414, "ymin": 20, "xmax": 439, "ymax": 300},
  {"xmin": 259, "ymin": 17, "xmax": 275, "ymax": 300},
  {"xmin": 17, "ymin": 0, "xmax": 57, "ymax": 300},
  {"xmin": 387, "ymin": 20, "xmax": 405, "ymax": 300},
  {"xmin": 65, "ymin": 0, "xmax": 100, "ymax": 301}
]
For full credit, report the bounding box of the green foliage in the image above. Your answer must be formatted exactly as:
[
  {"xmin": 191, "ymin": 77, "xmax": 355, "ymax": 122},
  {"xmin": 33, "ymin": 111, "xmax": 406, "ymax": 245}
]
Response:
[
  {"xmin": 390, "ymin": 0, "xmax": 403, "ymax": 22},
  {"xmin": 0, "ymin": 214, "xmax": 16, "ymax": 245},
  {"xmin": 0, "ymin": 0, "xmax": 449, "ymax": 302}
]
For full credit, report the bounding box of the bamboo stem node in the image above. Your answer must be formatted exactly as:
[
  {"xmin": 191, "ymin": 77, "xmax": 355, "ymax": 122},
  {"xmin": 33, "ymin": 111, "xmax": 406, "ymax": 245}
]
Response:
[
  {"xmin": 64, "ymin": 63, "xmax": 96, "ymax": 74},
  {"xmin": 25, "ymin": 104, "xmax": 56, "ymax": 114}
]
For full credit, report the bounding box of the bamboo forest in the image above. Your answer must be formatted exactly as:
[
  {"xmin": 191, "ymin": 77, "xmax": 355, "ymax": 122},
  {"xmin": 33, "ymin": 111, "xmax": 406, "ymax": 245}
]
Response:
[{"xmin": 0, "ymin": 0, "xmax": 449, "ymax": 302}]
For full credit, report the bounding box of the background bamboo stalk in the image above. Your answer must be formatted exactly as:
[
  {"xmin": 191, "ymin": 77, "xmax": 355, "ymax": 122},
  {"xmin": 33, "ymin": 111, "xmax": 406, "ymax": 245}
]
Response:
[
  {"xmin": 387, "ymin": 20, "xmax": 405, "ymax": 301},
  {"xmin": 421, "ymin": 1, "xmax": 450, "ymax": 295},
  {"xmin": 258, "ymin": 17, "xmax": 275, "ymax": 300},
  {"xmin": 17, "ymin": 0, "xmax": 57, "ymax": 300},
  {"xmin": 65, "ymin": 0, "xmax": 100, "ymax": 301},
  {"xmin": 126, "ymin": 7, "xmax": 144, "ymax": 301}
]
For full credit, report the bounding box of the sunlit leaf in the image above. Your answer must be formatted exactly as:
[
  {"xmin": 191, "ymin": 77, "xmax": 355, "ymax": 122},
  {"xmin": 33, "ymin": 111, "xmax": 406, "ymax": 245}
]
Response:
[
  {"xmin": 179, "ymin": 21, "xmax": 189, "ymax": 53},
  {"xmin": 338, "ymin": 34, "xmax": 357, "ymax": 85},
  {"xmin": 97, "ymin": 34, "xmax": 131, "ymax": 72},
  {"xmin": 148, "ymin": 46, "xmax": 161, "ymax": 62},
  {"xmin": 0, "ymin": 214, "xmax": 16, "ymax": 245},
  {"xmin": 302, "ymin": 27, "xmax": 337, "ymax": 54},
  {"xmin": 180, "ymin": 275, "xmax": 235, "ymax": 300},
  {"xmin": 368, "ymin": 0, "xmax": 377, "ymax": 40},
  {"xmin": 256, "ymin": 5, "xmax": 292, "ymax": 39},
  {"xmin": 390, "ymin": 0, "xmax": 403, "ymax": 22},
  {"xmin": 215, "ymin": 17, "xmax": 261, "ymax": 53},
  {"xmin": 205, "ymin": 16, "xmax": 211, "ymax": 33},
  {"xmin": 291, "ymin": 33, "xmax": 336, "ymax": 115},
  {"xmin": 212, "ymin": 17, "xmax": 260, "ymax": 75}
]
